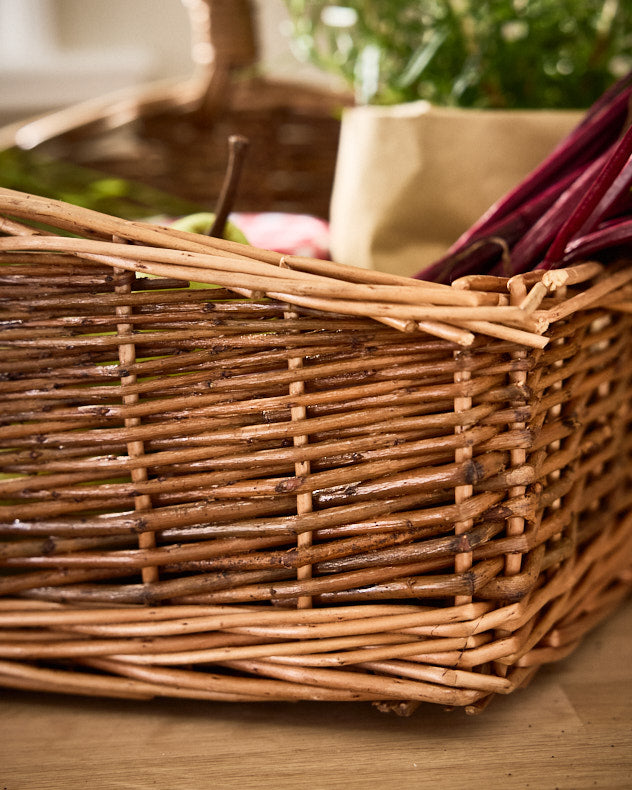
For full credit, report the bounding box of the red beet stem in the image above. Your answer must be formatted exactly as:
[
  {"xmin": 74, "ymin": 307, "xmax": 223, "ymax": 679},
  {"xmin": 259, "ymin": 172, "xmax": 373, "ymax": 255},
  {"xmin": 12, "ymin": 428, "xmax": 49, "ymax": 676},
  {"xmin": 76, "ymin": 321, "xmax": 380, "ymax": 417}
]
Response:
[{"xmin": 544, "ymin": 123, "xmax": 632, "ymax": 266}]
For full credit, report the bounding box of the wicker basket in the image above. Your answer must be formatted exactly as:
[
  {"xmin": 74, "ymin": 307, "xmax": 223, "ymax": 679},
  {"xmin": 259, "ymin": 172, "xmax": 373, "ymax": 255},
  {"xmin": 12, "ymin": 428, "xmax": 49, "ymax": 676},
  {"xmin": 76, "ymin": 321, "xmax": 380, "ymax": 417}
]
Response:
[
  {"xmin": 2, "ymin": 0, "xmax": 348, "ymax": 219},
  {"xmin": 1, "ymin": 1, "xmax": 632, "ymax": 715},
  {"xmin": 1, "ymin": 188, "xmax": 631, "ymax": 714}
]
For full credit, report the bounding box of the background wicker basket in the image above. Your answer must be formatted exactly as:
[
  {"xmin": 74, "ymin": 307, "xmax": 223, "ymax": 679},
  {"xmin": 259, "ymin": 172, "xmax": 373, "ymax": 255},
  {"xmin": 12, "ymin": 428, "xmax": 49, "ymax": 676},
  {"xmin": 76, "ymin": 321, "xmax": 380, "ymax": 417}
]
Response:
[
  {"xmin": 1, "ymin": 0, "xmax": 632, "ymax": 715},
  {"xmin": 2, "ymin": 0, "xmax": 348, "ymax": 219}
]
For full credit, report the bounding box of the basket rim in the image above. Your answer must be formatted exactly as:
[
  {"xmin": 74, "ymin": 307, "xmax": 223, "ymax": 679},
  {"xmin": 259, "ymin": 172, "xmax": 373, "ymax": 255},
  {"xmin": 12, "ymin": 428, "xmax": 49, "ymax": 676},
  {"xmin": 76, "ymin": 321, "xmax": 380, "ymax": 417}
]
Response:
[{"xmin": 1, "ymin": 187, "xmax": 630, "ymax": 349}]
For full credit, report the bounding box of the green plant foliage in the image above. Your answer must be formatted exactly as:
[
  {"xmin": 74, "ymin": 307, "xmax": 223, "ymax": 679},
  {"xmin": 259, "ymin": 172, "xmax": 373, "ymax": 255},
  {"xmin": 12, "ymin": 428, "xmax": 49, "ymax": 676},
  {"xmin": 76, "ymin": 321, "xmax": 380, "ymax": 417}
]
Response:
[{"xmin": 284, "ymin": 0, "xmax": 632, "ymax": 108}]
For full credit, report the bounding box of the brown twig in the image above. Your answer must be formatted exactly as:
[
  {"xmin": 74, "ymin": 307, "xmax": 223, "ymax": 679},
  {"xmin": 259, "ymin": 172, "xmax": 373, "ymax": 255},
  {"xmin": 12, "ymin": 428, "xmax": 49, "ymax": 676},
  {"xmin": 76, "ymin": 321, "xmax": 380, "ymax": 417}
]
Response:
[{"xmin": 209, "ymin": 134, "xmax": 250, "ymax": 238}]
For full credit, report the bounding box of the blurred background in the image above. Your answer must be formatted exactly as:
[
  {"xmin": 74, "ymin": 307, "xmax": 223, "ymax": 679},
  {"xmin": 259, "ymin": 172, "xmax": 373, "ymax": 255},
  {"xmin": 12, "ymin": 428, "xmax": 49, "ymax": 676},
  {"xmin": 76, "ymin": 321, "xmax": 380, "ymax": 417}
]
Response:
[
  {"xmin": 2, "ymin": 0, "xmax": 629, "ymax": 271},
  {"xmin": 0, "ymin": 0, "xmax": 336, "ymax": 126}
]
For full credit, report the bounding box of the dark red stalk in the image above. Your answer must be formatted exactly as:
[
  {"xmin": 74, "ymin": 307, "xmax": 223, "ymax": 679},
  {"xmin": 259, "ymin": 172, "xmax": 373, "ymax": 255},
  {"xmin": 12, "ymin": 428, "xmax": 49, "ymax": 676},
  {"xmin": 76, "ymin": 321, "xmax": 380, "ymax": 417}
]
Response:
[
  {"xmin": 414, "ymin": 237, "xmax": 509, "ymax": 284},
  {"xmin": 569, "ymin": 153, "xmax": 632, "ymax": 240},
  {"xmin": 477, "ymin": 165, "xmax": 586, "ymax": 244},
  {"xmin": 432, "ymin": 85, "xmax": 632, "ymax": 264},
  {"xmin": 561, "ymin": 217, "xmax": 632, "ymax": 265},
  {"xmin": 416, "ymin": 164, "xmax": 586, "ymax": 283},
  {"xmin": 413, "ymin": 71, "xmax": 632, "ymax": 282},
  {"xmin": 543, "ymin": 123, "xmax": 632, "ymax": 266},
  {"xmin": 499, "ymin": 147, "xmax": 615, "ymax": 274}
]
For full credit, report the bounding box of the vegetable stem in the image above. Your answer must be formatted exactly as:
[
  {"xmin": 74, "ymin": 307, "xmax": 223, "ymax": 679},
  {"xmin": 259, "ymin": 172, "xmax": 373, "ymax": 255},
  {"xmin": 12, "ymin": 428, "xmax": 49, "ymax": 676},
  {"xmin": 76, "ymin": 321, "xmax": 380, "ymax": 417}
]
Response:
[{"xmin": 209, "ymin": 135, "xmax": 250, "ymax": 239}]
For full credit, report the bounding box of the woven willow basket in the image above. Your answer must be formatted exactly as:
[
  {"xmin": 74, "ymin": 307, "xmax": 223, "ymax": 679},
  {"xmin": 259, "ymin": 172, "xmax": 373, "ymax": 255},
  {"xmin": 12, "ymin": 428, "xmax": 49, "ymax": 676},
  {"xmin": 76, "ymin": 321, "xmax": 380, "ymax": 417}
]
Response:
[
  {"xmin": 2, "ymin": 0, "xmax": 632, "ymax": 715},
  {"xmin": 1, "ymin": 188, "xmax": 632, "ymax": 714}
]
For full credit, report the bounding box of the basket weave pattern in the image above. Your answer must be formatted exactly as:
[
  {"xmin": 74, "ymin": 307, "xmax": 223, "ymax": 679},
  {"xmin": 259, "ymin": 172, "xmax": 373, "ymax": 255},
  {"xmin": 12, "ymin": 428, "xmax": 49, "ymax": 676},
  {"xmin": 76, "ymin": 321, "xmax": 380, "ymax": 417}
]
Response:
[{"xmin": 1, "ymin": 194, "xmax": 631, "ymax": 712}]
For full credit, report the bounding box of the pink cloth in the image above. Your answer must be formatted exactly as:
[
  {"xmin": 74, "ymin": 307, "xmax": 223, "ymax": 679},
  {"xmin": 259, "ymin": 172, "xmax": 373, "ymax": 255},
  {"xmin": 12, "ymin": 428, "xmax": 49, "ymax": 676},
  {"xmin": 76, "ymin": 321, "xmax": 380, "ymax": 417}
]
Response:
[{"xmin": 232, "ymin": 212, "xmax": 330, "ymax": 259}]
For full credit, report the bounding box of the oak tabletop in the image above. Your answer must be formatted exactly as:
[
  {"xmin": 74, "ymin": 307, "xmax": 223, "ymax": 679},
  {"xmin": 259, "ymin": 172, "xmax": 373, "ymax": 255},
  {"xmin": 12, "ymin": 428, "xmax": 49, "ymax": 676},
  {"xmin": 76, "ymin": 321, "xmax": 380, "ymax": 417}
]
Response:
[{"xmin": 1, "ymin": 598, "xmax": 631, "ymax": 790}]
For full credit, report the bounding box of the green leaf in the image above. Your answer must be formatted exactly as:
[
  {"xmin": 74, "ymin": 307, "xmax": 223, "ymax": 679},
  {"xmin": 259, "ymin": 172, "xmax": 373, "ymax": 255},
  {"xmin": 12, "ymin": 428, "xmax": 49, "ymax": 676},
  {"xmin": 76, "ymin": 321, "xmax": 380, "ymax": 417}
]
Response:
[
  {"xmin": 283, "ymin": 0, "xmax": 632, "ymax": 109},
  {"xmin": 396, "ymin": 29, "xmax": 447, "ymax": 90}
]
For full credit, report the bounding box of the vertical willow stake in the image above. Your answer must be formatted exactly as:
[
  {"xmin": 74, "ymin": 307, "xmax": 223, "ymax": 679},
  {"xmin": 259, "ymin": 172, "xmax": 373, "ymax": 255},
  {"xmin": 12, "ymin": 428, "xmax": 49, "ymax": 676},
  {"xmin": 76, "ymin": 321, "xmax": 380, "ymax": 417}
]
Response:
[
  {"xmin": 453, "ymin": 350, "xmax": 474, "ymax": 607},
  {"xmin": 113, "ymin": 267, "xmax": 159, "ymax": 585},
  {"xmin": 282, "ymin": 256, "xmax": 314, "ymax": 609},
  {"xmin": 287, "ymin": 340, "xmax": 314, "ymax": 610}
]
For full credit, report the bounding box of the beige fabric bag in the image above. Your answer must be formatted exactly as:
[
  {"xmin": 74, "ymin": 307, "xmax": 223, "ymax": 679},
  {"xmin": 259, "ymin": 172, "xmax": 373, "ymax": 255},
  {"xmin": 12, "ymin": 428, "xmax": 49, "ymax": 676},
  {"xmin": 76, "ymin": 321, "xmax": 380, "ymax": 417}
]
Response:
[{"xmin": 329, "ymin": 101, "xmax": 583, "ymax": 277}]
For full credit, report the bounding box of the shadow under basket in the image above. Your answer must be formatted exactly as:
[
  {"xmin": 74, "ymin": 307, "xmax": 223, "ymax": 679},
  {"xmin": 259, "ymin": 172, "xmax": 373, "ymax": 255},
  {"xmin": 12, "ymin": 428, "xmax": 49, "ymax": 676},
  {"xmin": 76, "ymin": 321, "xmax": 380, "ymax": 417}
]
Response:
[{"xmin": 1, "ymin": 191, "xmax": 632, "ymax": 715}]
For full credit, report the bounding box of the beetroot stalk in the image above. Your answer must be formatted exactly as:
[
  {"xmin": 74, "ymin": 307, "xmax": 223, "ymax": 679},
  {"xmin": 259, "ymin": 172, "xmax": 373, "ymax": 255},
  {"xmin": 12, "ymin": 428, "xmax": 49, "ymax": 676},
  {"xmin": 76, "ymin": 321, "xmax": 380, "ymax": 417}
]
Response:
[
  {"xmin": 499, "ymin": 146, "xmax": 615, "ymax": 274},
  {"xmin": 543, "ymin": 122, "xmax": 632, "ymax": 267},
  {"xmin": 562, "ymin": 217, "xmax": 632, "ymax": 265},
  {"xmin": 419, "ymin": 164, "xmax": 588, "ymax": 283},
  {"xmin": 436, "ymin": 86, "xmax": 632, "ymax": 259}
]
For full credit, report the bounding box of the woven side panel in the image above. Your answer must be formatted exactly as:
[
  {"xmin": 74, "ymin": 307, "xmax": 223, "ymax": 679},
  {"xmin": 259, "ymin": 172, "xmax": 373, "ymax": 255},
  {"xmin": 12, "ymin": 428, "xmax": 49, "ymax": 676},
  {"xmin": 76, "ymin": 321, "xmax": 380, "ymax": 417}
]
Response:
[
  {"xmin": 0, "ymin": 260, "xmax": 535, "ymax": 605},
  {"xmin": 2, "ymin": 259, "xmax": 632, "ymax": 707}
]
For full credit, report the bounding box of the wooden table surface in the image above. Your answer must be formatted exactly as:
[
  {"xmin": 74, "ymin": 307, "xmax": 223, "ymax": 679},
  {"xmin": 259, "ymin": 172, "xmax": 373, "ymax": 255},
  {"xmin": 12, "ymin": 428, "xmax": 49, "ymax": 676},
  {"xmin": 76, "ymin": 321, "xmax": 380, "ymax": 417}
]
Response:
[{"xmin": 1, "ymin": 598, "xmax": 631, "ymax": 790}]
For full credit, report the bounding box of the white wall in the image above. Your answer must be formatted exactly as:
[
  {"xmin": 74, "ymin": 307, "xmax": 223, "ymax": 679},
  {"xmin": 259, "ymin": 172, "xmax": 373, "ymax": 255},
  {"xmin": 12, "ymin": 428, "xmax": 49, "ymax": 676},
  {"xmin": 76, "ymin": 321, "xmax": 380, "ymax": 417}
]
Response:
[
  {"xmin": 0, "ymin": 0, "xmax": 337, "ymax": 124},
  {"xmin": 55, "ymin": 0, "xmax": 192, "ymax": 80}
]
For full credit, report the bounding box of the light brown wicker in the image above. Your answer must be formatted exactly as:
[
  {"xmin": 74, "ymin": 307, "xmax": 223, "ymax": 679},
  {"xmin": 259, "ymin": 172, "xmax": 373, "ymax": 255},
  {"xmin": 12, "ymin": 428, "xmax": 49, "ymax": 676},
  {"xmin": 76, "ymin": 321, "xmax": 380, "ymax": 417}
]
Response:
[
  {"xmin": 2, "ymin": 0, "xmax": 632, "ymax": 715},
  {"xmin": 1, "ymin": 188, "xmax": 632, "ymax": 714}
]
